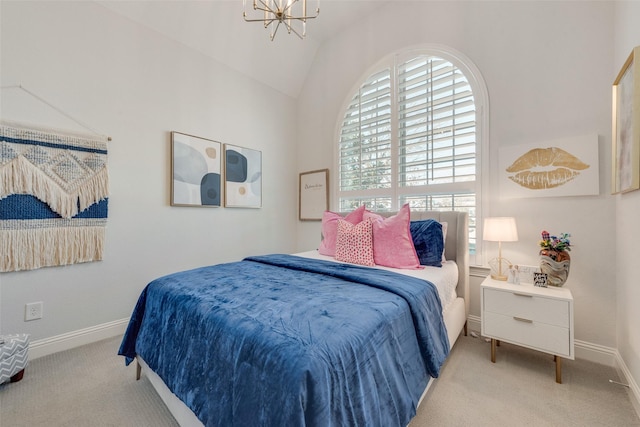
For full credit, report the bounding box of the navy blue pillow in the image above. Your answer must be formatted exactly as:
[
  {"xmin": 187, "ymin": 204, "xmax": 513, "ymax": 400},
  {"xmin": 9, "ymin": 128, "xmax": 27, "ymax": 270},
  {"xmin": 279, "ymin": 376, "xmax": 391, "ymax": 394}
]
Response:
[{"xmin": 410, "ymin": 220, "xmax": 444, "ymax": 267}]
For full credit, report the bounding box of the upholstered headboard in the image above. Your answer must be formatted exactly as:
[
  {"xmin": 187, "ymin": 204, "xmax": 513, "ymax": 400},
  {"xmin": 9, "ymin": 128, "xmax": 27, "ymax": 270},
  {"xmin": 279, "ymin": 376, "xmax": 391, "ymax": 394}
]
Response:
[
  {"xmin": 373, "ymin": 210, "xmax": 470, "ymax": 318},
  {"xmin": 410, "ymin": 211, "xmax": 469, "ymax": 318}
]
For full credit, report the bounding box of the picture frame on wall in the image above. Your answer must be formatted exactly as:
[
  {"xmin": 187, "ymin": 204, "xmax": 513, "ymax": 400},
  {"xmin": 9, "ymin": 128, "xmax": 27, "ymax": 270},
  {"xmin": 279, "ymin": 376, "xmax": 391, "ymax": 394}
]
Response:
[
  {"xmin": 170, "ymin": 132, "xmax": 222, "ymax": 207},
  {"xmin": 224, "ymin": 144, "xmax": 262, "ymax": 208},
  {"xmin": 299, "ymin": 169, "xmax": 329, "ymax": 221},
  {"xmin": 498, "ymin": 135, "xmax": 599, "ymax": 198},
  {"xmin": 612, "ymin": 46, "xmax": 640, "ymax": 194}
]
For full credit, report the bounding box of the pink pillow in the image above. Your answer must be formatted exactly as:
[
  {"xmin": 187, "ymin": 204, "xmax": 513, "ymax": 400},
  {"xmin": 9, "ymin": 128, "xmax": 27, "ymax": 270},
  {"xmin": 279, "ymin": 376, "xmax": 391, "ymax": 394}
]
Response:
[
  {"xmin": 335, "ymin": 218, "xmax": 375, "ymax": 266},
  {"xmin": 363, "ymin": 204, "xmax": 421, "ymax": 269},
  {"xmin": 318, "ymin": 205, "xmax": 366, "ymax": 256}
]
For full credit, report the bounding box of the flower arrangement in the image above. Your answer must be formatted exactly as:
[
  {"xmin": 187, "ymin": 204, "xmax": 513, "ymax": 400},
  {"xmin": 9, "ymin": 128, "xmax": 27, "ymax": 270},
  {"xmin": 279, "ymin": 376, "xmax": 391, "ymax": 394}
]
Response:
[
  {"xmin": 539, "ymin": 230, "xmax": 571, "ymax": 253},
  {"xmin": 539, "ymin": 230, "xmax": 572, "ymax": 286}
]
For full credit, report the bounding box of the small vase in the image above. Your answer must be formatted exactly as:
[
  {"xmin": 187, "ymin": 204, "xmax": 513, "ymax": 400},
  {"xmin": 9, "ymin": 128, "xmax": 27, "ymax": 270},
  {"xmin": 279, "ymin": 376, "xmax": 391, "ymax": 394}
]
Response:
[{"xmin": 539, "ymin": 250, "xmax": 570, "ymax": 287}]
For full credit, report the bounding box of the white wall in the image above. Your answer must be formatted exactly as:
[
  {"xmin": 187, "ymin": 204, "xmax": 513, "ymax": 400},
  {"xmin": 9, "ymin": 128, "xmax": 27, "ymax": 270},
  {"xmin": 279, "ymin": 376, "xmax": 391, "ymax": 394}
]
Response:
[
  {"xmin": 296, "ymin": 1, "xmax": 617, "ymax": 350},
  {"xmin": 0, "ymin": 2, "xmax": 298, "ymax": 342},
  {"xmin": 613, "ymin": 0, "xmax": 640, "ymax": 405}
]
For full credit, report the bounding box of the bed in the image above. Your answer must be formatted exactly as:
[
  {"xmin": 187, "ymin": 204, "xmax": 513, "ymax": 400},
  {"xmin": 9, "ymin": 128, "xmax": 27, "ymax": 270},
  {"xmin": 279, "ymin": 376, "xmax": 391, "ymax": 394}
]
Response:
[{"xmin": 119, "ymin": 210, "xmax": 469, "ymax": 427}]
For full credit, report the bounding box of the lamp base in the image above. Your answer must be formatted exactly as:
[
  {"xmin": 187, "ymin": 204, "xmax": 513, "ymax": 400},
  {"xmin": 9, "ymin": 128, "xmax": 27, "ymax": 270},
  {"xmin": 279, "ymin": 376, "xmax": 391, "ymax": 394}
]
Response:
[{"xmin": 488, "ymin": 257, "xmax": 511, "ymax": 281}]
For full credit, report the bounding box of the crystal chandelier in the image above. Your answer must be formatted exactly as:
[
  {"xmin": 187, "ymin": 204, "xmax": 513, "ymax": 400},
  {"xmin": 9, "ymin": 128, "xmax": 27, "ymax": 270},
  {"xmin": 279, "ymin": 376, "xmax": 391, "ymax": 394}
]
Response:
[{"xmin": 243, "ymin": 0, "xmax": 320, "ymax": 41}]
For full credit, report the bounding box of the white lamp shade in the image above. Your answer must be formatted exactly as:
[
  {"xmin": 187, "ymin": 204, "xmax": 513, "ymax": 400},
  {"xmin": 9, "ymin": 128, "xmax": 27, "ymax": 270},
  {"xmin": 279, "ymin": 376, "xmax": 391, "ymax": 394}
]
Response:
[{"xmin": 483, "ymin": 217, "xmax": 518, "ymax": 242}]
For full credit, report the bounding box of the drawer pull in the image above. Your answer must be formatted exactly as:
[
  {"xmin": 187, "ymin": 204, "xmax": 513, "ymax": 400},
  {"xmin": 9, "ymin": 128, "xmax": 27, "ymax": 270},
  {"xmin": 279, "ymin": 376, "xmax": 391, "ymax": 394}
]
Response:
[
  {"xmin": 513, "ymin": 292, "xmax": 532, "ymax": 298},
  {"xmin": 513, "ymin": 316, "xmax": 533, "ymax": 323}
]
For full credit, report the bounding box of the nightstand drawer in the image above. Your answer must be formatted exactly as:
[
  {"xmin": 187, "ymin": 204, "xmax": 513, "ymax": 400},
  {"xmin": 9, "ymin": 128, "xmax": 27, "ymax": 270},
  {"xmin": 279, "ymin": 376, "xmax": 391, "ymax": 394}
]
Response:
[
  {"xmin": 483, "ymin": 288, "xmax": 570, "ymax": 328},
  {"xmin": 483, "ymin": 311, "xmax": 571, "ymax": 356}
]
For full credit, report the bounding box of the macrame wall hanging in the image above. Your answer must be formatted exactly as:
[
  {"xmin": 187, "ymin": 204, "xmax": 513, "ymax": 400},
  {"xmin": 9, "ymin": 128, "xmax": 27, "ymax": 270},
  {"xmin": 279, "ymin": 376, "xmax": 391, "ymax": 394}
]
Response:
[{"xmin": 1, "ymin": 115, "xmax": 110, "ymax": 272}]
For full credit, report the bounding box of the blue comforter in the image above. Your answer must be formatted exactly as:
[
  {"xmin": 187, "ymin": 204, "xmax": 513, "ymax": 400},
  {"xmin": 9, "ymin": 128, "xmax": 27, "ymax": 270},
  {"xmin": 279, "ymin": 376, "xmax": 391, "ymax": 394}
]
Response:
[{"xmin": 119, "ymin": 254, "xmax": 449, "ymax": 427}]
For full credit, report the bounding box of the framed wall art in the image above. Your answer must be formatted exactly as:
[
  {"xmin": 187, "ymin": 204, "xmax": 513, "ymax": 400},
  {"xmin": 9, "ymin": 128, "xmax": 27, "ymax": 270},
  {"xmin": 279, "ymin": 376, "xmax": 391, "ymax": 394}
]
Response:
[
  {"xmin": 612, "ymin": 46, "xmax": 640, "ymax": 194},
  {"xmin": 299, "ymin": 169, "xmax": 329, "ymax": 221},
  {"xmin": 224, "ymin": 144, "xmax": 262, "ymax": 208},
  {"xmin": 498, "ymin": 134, "xmax": 599, "ymax": 198},
  {"xmin": 171, "ymin": 132, "xmax": 222, "ymax": 207}
]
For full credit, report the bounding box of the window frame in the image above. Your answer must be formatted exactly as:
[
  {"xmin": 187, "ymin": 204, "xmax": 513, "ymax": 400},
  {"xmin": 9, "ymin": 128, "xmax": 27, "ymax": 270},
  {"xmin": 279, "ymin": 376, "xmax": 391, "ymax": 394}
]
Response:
[{"xmin": 333, "ymin": 45, "xmax": 489, "ymax": 266}]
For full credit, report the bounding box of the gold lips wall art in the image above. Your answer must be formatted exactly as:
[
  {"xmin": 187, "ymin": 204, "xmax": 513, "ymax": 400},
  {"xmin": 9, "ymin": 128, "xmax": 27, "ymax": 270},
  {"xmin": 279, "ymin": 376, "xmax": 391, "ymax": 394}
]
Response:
[
  {"xmin": 506, "ymin": 147, "xmax": 590, "ymax": 190},
  {"xmin": 499, "ymin": 135, "xmax": 599, "ymax": 198}
]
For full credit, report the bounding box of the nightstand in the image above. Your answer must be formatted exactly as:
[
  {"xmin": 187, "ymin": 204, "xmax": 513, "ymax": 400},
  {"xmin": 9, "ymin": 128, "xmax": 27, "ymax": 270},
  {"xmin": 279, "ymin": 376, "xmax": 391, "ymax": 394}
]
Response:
[{"xmin": 481, "ymin": 276, "xmax": 574, "ymax": 383}]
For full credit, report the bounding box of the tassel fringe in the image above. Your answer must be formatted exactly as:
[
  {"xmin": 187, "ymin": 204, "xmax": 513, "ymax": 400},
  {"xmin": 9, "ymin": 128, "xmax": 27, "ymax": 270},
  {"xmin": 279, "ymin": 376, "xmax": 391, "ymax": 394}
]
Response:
[
  {"xmin": 1, "ymin": 123, "xmax": 109, "ymax": 272},
  {"xmin": 0, "ymin": 225, "xmax": 105, "ymax": 272}
]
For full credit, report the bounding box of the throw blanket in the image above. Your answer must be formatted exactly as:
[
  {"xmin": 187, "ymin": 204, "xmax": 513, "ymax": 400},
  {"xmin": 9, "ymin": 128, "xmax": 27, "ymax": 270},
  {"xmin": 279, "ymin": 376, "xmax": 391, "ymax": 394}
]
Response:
[
  {"xmin": 0, "ymin": 124, "xmax": 109, "ymax": 272},
  {"xmin": 119, "ymin": 255, "xmax": 449, "ymax": 427}
]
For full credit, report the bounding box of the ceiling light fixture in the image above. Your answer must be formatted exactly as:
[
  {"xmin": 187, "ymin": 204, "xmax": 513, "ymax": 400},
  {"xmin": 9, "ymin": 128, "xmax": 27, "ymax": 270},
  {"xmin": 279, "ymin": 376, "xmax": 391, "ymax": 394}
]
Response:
[{"xmin": 243, "ymin": 0, "xmax": 320, "ymax": 41}]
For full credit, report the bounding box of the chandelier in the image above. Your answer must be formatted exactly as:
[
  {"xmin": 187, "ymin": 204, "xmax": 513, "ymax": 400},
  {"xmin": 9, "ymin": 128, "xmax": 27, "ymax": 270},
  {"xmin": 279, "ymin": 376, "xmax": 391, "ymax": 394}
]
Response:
[{"xmin": 243, "ymin": 0, "xmax": 320, "ymax": 41}]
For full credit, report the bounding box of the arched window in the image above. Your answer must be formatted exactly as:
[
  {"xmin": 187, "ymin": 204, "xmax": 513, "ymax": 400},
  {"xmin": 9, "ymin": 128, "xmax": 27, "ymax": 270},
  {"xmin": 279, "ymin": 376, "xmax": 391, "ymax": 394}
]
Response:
[{"xmin": 336, "ymin": 46, "xmax": 487, "ymax": 261}]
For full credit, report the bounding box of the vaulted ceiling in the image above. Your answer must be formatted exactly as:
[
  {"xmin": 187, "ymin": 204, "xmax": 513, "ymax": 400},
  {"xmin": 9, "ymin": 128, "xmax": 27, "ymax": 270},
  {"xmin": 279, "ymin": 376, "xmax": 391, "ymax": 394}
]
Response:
[{"xmin": 98, "ymin": 1, "xmax": 388, "ymax": 98}]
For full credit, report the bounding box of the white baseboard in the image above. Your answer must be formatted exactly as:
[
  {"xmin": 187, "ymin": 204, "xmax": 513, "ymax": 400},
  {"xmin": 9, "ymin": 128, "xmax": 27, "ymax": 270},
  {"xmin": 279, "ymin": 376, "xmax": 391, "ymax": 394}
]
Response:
[
  {"xmin": 29, "ymin": 318, "xmax": 129, "ymax": 360},
  {"xmin": 467, "ymin": 314, "xmax": 481, "ymax": 334},
  {"xmin": 574, "ymin": 339, "xmax": 617, "ymax": 366},
  {"xmin": 614, "ymin": 350, "xmax": 640, "ymax": 420}
]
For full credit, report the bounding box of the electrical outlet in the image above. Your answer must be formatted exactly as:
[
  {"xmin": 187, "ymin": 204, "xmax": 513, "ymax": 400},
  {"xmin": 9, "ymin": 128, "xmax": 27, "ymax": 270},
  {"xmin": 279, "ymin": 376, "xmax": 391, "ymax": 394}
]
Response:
[{"xmin": 25, "ymin": 302, "xmax": 43, "ymax": 321}]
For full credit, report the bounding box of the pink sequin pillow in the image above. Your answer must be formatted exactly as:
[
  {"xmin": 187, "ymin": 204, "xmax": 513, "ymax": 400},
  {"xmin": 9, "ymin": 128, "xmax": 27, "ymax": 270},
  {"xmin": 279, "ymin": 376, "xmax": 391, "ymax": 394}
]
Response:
[
  {"xmin": 335, "ymin": 218, "xmax": 375, "ymax": 266},
  {"xmin": 364, "ymin": 204, "xmax": 421, "ymax": 269},
  {"xmin": 318, "ymin": 205, "xmax": 366, "ymax": 256}
]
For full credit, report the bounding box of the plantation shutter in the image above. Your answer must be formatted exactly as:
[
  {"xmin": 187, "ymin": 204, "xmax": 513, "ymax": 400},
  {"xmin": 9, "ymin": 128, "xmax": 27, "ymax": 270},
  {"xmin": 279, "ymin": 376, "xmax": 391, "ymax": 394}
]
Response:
[
  {"xmin": 397, "ymin": 56, "xmax": 476, "ymax": 188},
  {"xmin": 338, "ymin": 68, "xmax": 392, "ymax": 193}
]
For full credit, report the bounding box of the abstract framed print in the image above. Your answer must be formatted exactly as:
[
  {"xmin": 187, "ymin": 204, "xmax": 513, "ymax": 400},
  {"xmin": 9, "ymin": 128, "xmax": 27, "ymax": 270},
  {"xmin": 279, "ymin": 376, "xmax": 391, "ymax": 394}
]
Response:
[
  {"xmin": 224, "ymin": 144, "xmax": 262, "ymax": 208},
  {"xmin": 171, "ymin": 132, "xmax": 222, "ymax": 207}
]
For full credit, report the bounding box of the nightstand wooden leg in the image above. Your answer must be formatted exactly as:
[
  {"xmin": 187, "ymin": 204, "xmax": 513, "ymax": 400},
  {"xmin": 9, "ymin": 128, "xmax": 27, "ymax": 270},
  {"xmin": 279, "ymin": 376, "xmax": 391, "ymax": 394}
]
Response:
[
  {"xmin": 491, "ymin": 338, "xmax": 496, "ymax": 363},
  {"xmin": 555, "ymin": 356, "xmax": 562, "ymax": 384}
]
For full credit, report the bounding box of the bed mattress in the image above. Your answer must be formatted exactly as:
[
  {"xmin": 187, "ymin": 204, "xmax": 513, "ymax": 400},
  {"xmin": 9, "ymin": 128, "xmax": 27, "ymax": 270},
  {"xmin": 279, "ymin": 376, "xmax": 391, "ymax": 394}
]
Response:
[{"xmin": 294, "ymin": 250, "xmax": 459, "ymax": 312}]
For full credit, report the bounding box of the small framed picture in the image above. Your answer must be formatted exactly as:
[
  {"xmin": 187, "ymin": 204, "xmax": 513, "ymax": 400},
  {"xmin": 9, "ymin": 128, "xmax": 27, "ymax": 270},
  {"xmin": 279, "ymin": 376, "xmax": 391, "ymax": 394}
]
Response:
[
  {"xmin": 299, "ymin": 169, "xmax": 329, "ymax": 221},
  {"xmin": 534, "ymin": 272, "xmax": 548, "ymax": 288}
]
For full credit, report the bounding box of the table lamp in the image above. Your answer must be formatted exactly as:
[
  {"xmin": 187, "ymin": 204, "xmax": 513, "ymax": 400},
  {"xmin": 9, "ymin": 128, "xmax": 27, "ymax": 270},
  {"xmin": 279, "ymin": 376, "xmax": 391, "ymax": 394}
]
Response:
[{"xmin": 483, "ymin": 217, "xmax": 518, "ymax": 281}]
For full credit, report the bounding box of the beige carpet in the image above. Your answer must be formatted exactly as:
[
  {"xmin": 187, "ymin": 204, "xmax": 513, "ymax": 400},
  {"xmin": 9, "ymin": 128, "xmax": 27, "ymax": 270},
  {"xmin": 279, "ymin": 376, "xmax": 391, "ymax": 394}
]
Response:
[
  {"xmin": 413, "ymin": 335, "xmax": 640, "ymax": 426},
  {"xmin": 0, "ymin": 333, "xmax": 638, "ymax": 426},
  {"xmin": 0, "ymin": 336, "xmax": 178, "ymax": 427}
]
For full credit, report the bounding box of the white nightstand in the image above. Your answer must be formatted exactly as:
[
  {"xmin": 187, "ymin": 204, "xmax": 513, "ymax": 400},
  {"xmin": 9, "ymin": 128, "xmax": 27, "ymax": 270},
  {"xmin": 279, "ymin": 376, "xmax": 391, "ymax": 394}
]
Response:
[{"xmin": 481, "ymin": 276, "xmax": 574, "ymax": 383}]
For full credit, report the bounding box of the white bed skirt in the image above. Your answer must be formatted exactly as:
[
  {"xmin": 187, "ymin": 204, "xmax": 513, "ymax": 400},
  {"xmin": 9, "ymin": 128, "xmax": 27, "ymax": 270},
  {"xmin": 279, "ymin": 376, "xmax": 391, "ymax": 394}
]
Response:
[{"xmin": 137, "ymin": 296, "xmax": 467, "ymax": 427}]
